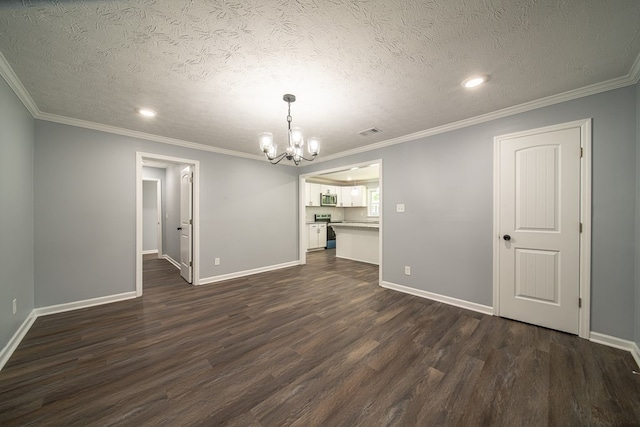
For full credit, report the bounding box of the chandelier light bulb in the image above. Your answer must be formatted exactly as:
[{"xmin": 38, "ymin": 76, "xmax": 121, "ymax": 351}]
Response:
[
  {"xmin": 259, "ymin": 132, "xmax": 274, "ymax": 153},
  {"xmin": 291, "ymin": 127, "xmax": 304, "ymax": 147},
  {"xmin": 308, "ymin": 138, "xmax": 320, "ymax": 155}
]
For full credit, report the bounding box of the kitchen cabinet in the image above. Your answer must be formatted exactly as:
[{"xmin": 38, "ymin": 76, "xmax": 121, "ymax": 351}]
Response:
[
  {"xmin": 320, "ymin": 185, "xmax": 340, "ymax": 196},
  {"xmin": 339, "ymin": 185, "xmax": 367, "ymax": 207},
  {"xmin": 307, "ymin": 223, "xmax": 327, "ymax": 250},
  {"xmin": 305, "ymin": 182, "xmax": 322, "ymax": 206}
]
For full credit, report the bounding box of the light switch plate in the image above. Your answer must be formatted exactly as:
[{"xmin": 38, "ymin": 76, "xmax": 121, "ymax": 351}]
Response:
[{"xmin": 397, "ymin": 203, "xmax": 405, "ymax": 213}]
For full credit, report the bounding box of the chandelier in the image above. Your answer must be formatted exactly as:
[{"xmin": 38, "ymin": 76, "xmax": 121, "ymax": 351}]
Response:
[{"xmin": 259, "ymin": 94, "xmax": 320, "ymax": 165}]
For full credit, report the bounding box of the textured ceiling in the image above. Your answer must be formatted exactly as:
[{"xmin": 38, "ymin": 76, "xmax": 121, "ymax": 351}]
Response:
[{"xmin": 0, "ymin": 0, "xmax": 639, "ymax": 161}]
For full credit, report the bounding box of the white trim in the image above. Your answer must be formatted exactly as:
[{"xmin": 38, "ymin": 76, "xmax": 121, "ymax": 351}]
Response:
[
  {"xmin": 630, "ymin": 52, "xmax": 640, "ymax": 84},
  {"xmin": 137, "ymin": 152, "xmax": 201, "ymax": 297},
  {"xmin": 34, "ymin": 292, "xmax": 137, "ymax": 317},
  {"xmin": 38, "ymin": 112, "xmax": 266, "ymax": 162},
  {"xmin": 381, "ymin": 281, "xmax": 494, "ymax": 316},
  {"xmin": 142, "ymin": 249, "xmax": 158, "ymax": 255},
  {"xmin": 335, "ymin": 254, "xmax": 379, "ymax": 265},
  {"xmin": 1, "ymin": 292, "xmax": 136, "ymax": 371},
  {"xmin": 314, "ymin": 58, "xmax": 640, "ymax": 164},
  {"xmin": 0, "ymin": 310, "xmax": 37, "ymax": 371},
  {"xmin": 163, "ymin": 255, "xmax": 181, "ymax": 270},
  {"xmin": 578, "ymin": 120, "xmax": 592, "ymax": 338},
  {"xmin": 493, "ymin": 119, "xmax": 592, "ymax": 339},
  {"xmin": 298, "ymin": 175, "xmax": 307, "ymax": 265},
  {"xmin": 199, "ymin": 261, "xmax": 300, "ymax": 285},
  {"xmin": 633, "ymin": 343, "xmax": 640, "ymax": 370},
  {"xmin": 590, "ymin": 332, "xmax": 640, "ymax": 369},
  {"xmin": 0, "ymin": 52, "xmax": 40, "ymax": 116}
]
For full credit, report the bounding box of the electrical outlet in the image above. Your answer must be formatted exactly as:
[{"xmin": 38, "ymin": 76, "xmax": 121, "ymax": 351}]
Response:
[
  {"xmin": 13, "ymin": 298, "xmax": 17, "ymax": 315},
  {"xmin": 397, "ymin": 204, "xmax": 405, "ymax": 213},
  {"xmin": 214, "ymin": 258, "xmax": 220, "ymax": 266},
  {"xmin": 404, "ymin": 266, "xmax": 411, "ymax": 275}
]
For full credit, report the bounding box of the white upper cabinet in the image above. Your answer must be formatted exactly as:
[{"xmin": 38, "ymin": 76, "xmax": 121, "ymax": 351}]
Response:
[
  {"xmin": 320, "ymin": 185, "xmax": 339, "ymax": 195},
  {"xmin": 305, "ymin": 182, "xmax": 322, "ymax": 206},
  {"xmin": 340, "ymin": 185, "xmax": 367, "ymax": 207}
]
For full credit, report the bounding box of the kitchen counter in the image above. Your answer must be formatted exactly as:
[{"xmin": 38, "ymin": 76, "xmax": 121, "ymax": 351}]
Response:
[
  {"xmin": 330, "ymin": 222, "xmax": 379, "ymax": 229},
  {"xmin": 331, "ymin": 223, "xmax": 379, "ymax": 265}
]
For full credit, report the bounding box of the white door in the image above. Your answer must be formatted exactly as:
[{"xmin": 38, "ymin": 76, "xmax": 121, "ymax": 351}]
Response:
[
  {"xmin": 496, "ymin": 126, "xmax": 581, "ymax": 334},
  {"xmin": 180, "ymin": 166, "xmax": 193, "ymax": 283}
]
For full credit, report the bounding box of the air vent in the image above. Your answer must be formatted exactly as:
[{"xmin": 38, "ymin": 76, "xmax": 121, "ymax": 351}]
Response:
[{"xmin": 357, "ymin": 127, "xmax": 382, "ymax": 137}]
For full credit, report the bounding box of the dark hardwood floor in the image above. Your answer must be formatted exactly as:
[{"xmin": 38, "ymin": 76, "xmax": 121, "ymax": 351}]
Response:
[{"xmin": 1, "ymin": 250, "xmax": 640, "ymax": 426}]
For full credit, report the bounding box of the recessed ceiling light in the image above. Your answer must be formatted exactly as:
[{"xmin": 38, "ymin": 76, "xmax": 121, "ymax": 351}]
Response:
[
  {"xmin": 462, "ymin": 75, "xmax": 489, "ymax": 88},
  {"xmin": 137, "ymin": 108, "xmax": 157, "ymax": 117}
]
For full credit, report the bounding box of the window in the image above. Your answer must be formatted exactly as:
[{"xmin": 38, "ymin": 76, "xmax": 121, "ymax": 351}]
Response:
[{"xmin": 368, "ymin": 188, "xmax": 380, "ymax": 217}]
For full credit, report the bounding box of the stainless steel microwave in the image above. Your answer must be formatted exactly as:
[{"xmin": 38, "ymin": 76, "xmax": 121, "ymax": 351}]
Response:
[{"xmin": 321, "ymin": 193, "xmax": 337, "ymax": 206}]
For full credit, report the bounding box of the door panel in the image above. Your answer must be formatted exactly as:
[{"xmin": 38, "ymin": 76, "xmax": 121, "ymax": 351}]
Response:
[
  {"xmin": 498, "ymin": 127, "xmax": 580, "ymax": 334},
  {"xmin": 180, "ymin": 166, "xmax": 193, "ymax": 283}
]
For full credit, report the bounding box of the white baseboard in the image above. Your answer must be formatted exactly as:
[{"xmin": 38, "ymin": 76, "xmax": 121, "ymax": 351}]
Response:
[
  {"xmin": 380, "ymin": 281, "xmax": 494, "ymax": 315},
  {"xmin": 0, "ymin": 310, "xmax": 37, "ymax": 371},
  {"xmin": 590, "ymin": 332, "xmax": 640, "ymax": 369},
  {"xmin": 34, "ymin": 292, "xmax": 137, "ymax": 317},
  {"xmin": 1, "ymin": 292, "xmax": 138, "ymax": 371},
  {"xmin": 200, "ymin": 261, "xmax": 300, "ymax": 285},
  {"xmin": 335, "ymin": 255, "xmax": 379, "ymax": 265},
  {"xmin": 163, "ymin": 255, "xmax": 180, "ymax": 270},
  {"xmin": 142, "ymin": 249, "xmax": 158, "ymax": 255}
]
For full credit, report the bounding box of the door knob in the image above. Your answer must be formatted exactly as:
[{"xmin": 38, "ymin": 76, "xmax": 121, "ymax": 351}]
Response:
[
  {"xmin": 177, "ymin": 227, "xmax": 182, "ymax": 230},
  {"xmin": 503, "ymin": 234, "xmax": 511, "ymax": 241}
]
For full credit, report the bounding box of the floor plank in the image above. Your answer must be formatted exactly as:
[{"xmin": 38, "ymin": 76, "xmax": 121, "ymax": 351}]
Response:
[{"xmin": 1, "ymin": 249, "xmax": 639, "ymax": 426}]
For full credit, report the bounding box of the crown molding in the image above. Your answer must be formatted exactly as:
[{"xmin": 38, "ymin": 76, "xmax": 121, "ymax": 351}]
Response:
[
  {"xmin": 36, "ymin": 112, "xmax": 266, "ymax": 162},
  {"xmin": 630, "ymin": 51, "xmax": 640, "ymax": 84},
  {"xmin": 1, "ymin": 49, "xmax": 639, "ymax": 164},
  {"xmin": 0, "ymin": 51, "xmax": 41, "ymax": 117},
  {"xmin": 316, "ymin": 52, "xmax": 640, "ymax": 164}
]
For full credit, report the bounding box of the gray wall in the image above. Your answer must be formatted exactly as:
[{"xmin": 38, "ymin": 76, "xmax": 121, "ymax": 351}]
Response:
[
  {"xmin": 164, "ymin": 163, "xmax": 183, "ymax": 263},
  {"xmin": 142, "ymin": 166, "xmax": 167, "ymax": 255},
  {"xmin": 142, "ymin": 180, "xmax": 158, "ymax": 251},
  {"xmin": 0, "ymin": 77, "xmax": 35, "ymax": 350},
  {"xmin": 34, "ymin": 121, "xmax": 299, "ymax": 306},
  {"xmin": 301, "ymin": 85, "xmax": 638, "ymax": 340},
  {"xmin": 3, "ymin": 75, "xmax": 638, "ymax": 350},
  {"xmin": 636, "ymin": 81, "xmax": 640, "ymax": 348}
]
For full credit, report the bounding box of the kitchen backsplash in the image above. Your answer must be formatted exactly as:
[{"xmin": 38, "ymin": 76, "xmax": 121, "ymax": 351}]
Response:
[
  {"xmin": 345, "ymin": 207, "xmax": 370, "ymax": 222},
  {"xmin": 306, "ymin": 206, "xmax": 378, "ymax": 223},
  {"xmin": 305, "ymin": 206, "xmax": 345, "ymax": 222}
]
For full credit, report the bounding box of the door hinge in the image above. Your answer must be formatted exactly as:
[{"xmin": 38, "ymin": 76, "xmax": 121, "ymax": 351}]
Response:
[
  {"xmin": 579, "ymin": 222, "xmax": 583, "ymax": 233},
  {"xmin": 579, "ymin": 297, "xmax": 582, "ymax": 308},
  {"xmin": 189, "ymin": 261, "xmax": 192, "ymax": 267},
  {"xmin": 580, "ymin": 147, "xmax": 583, "ymax": 158},
  {"xmin": 189, "ymin": 176, "xmax": 193, "ymax": 183}
]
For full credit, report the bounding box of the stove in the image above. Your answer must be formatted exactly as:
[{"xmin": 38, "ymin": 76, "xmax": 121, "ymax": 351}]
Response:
[{"xmin": 314, "ymin": 214, "xmax": 336, "ymax": 248}]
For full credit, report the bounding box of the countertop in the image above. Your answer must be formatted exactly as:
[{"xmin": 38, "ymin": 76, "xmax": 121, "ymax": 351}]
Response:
[{"xmin": 329, "ymin": 222, "xmax": 379, "ymax": 229}]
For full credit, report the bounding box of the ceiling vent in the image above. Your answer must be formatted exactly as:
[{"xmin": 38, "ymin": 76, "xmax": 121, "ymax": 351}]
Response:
[{"xmin": 357, "ymin": 127, "xmax": 382, "ymax": 137}]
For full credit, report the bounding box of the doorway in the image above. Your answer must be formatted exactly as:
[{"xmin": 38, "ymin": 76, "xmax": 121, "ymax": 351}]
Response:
[
  {"xmin": 136, "ymin": 152, "xmax": 200, "ymax": 296},
  {"xmin": 299, "ymin": 159, "xmax": 383, "ymax": 283},
  {"xmin": 142, "ymin": 179, "xmax": 163, "ymax": 259},
  {"xmin": 493, "ymin": 119, "xmax": 591, "ymax": 338}
]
